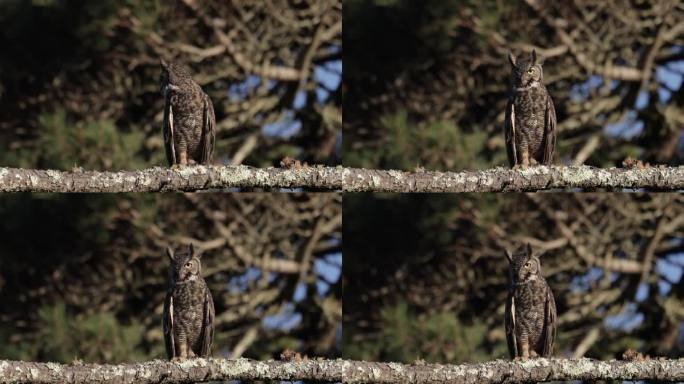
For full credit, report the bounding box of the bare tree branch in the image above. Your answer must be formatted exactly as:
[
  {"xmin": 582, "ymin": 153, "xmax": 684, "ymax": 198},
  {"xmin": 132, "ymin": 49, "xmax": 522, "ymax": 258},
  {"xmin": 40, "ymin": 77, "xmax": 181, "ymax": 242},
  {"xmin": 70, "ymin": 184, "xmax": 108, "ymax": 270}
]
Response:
[
  {"xmin": 0, "ymin": 358, "xmax": 342, "ymax": 384},
  {"xmin": 343, "ymin": 358, "xmax": 684, "ymax": 384},
  {"xmin": 3, "ymin": 358, "xmax": 684, "ymax": 384},
  {"xmin": 0, "ymin": 166, "xmax": 342, "ymax": 192},
  {"xmin": 0, "ymin": 165, "xmax": 683, "ymax": 192}
]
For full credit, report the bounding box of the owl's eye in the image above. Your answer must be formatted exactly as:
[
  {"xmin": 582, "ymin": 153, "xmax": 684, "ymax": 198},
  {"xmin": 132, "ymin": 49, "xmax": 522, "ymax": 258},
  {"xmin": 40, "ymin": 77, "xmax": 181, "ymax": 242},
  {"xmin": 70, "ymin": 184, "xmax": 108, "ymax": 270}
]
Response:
[
  {"xmin": 524, "ymin": 262, "xmax": 531, "ymax": 268},
  {"xmin": 185, "ymin": 262, "xmax": 192, "ymax": 268},
  {"xmin": 527, "ymin": 68, "xmax": 534, "ymax": 74}
]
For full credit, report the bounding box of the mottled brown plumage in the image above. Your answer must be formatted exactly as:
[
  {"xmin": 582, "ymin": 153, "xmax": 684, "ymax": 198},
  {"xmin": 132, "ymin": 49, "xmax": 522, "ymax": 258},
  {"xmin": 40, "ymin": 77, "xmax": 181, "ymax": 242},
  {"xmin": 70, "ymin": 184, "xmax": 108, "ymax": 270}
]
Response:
[
  {"xmin": 505, "ymin": 50, "xmax": 556, "ymax": 168},
  {"xmin": 160, "ymin": 59, "xmax": 216, "ymax": 166},
  {"xmin": 505, "ymin": 243, "xmax": 557, "ymax": 360},
  {"xmin": 163, "ymin": 244, "xmax": 214, "ymax": 360}
]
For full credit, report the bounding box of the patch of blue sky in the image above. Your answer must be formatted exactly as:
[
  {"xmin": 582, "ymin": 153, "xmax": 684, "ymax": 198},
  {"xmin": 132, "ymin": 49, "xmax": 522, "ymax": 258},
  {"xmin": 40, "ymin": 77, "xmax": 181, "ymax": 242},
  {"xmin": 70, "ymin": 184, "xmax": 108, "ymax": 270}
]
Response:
[
  {"xmin": 656, "ymin": 62, "xmax": 684, "ymax": 103},
  {"xmin": 569, "ymin": 74, "xmax": 604, "ymax": 102},
  {"xmin": 604, "ymin": 111, "xmax": 644, "ymax": 139},
  {"xmin": 315, "ymin": 252, "xmax": 342, "ymax": 296},
  {"xmin": 262, "ymin": 111, "xmax": 302, "ymax": 138},
  {"xmin": 227, "ymin": 74, "xmax": 262, "ymax": 101},
  {"xmin": 262, "ymin": 303, "xmax": 302, "ymax": 331},
  {"xmin": 293, "ymin": 284, "xmax": 307, "ymax": 302},
  {"xmin": 635, "ymin": 91, "xmax": 649, "ymax": 109},
  {"xmin": 569, "ymin": 266, "xmax": 604, "ymax": 293},
  {"xmin": 635, "ymin": 283, "xmax": 649, "ymax": 302},
  {"xmin": 227, "ymin": 267, "xmax": 263, "ymax": 293},
  {"xmin": 314, "ymin": 60, "xmax": 341, "ymax": 103},
  {"xmin": 294, "ymin": 91, "xmax": 307, "ymax": 109},
  {"xmin": 604, "ymin": 303, "xmax": 644, "ymax": 331},
  {"xmin": 657, "ymin": 252, "xmax": 684, "ymax": 295}
]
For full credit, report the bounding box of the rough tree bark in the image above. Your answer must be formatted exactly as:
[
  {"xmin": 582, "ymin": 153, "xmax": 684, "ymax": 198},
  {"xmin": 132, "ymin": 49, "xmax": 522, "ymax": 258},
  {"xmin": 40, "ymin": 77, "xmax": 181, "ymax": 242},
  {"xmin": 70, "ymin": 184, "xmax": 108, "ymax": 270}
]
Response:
[
  {"xmin": 0, "ymin": 165, "xmax": 682, "ymax": 192},
  {"xmin": 3, "ymin": 358, "xmax": 684, "ymax": 384},
  {"xmin": 0, "ymin": 165, "xmax": 342, "ymax": 192},
  {"xmin": 0, "ymin": 358, "xmax": 342, "ymax": 384},
  {"xmin": 343, "ymin": 358, "xmax": 684, "ymax": 383}
]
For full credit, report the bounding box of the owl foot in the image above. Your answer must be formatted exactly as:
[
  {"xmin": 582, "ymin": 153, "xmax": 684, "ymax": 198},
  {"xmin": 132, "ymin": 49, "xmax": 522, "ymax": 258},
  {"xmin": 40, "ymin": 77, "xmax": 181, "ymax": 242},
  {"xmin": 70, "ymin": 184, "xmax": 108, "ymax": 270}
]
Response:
[
  {"xmin": 170, "ymin": 163, "xmax": 188, "ymax": 170},
  {"xmin": 171, "ymin": 356, "xmax": 185, "ymax": 362},
  {"xmin": 512, "ymin": 164, "xmax": 528, "ymax": 170}
]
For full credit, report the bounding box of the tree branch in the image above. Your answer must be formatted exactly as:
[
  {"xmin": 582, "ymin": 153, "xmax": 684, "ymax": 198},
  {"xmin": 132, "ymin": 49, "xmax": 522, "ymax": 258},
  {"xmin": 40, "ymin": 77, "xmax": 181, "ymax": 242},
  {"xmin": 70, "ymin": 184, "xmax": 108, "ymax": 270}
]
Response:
[
  {"xmin": 0, "ymin": 358, "xmax": 342, "ymax": 384},
  {"xmin": 342, "ymin": 165, "xmax": 684, "ymax": 192},
  {"xmin": 343, "ymin": 358, "xmax": 684, "ymax": 384},
  {"xmin": 3, "ymin": 358, "xmax": 684, "ymax": 384},
  {"xmin": 0, "ymin": 165, "xmax": 682, "ymax": 192},
  {"xmin": 0, "ymin": 165, "xmax": 342, "ymax": 192}
]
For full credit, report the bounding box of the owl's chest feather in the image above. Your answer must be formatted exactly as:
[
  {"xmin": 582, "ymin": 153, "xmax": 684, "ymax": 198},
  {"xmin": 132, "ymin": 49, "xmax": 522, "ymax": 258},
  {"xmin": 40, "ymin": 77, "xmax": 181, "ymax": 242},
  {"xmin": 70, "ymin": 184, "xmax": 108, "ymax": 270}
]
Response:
[
  {"xmin": 169, "ymin": 89, "xmax": 205, "ymax": 149},
  {"xmin": 513, "ymin": 279, "xmax": 547, "ymax": 336},
  {"xmin": 172, "ymin": 280, "xmax": 207, "ymax": 332},
  {"xmin": 512, "ymin": 87, "xmax": 548, "ymax": 146}
]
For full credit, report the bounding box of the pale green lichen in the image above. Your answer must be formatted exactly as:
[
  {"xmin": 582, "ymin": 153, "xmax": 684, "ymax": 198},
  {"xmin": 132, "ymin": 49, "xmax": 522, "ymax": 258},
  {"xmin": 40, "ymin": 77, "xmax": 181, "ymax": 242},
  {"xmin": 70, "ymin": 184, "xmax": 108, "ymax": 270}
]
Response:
[
  {"xmin": 387, "ymin": 170, "xmax": 404, "ymax": 181},
  {"xmin": 0, "ymin": 360, "xmax": 9, "ymax": 374},
  {"xmin": 178, "ymin": 358, "xmax": 206, "ymax": 370},
  {"xmin": 45, "ymin": 362, "xmax": 62, "ymax": 372},
  {"xmin": 282, "ymin": 362, "xmax": 298, "ymax": 375},
  {"xmin": 45, "ymin": 170, "xmax": 62, "ymax": 181},
  {"xmin": 519, "ymin": 358, "xmax": 551, "ymax": 369},
  {"xmin": 254, "ymin": 361, "xmax": 270, "ymax": 376},
  {"xmin": 29, "ymin": 366, "xmax": 41, "ymax": 379},
  {"xmin": 387, "ymin": 362, "xmax": 403, "ymax": 373}
]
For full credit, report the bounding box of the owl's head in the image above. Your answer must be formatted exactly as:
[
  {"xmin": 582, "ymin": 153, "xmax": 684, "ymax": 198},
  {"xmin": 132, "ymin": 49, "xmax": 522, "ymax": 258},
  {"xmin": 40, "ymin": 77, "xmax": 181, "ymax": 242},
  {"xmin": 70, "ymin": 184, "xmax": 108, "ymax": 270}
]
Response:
[
  {"xmin": 508, "ymin": 50, "xmax": 544, "ymax": 89},
  {"xmin": 505, "ymin": 243, "xmax": 542, "ymax": 284},
  {"xmin": 159, "ymin": 59, "xmax": 193, "ymax": 96},
  {"xmin": 166, "ymin": 243, "xmax": 203, "ymax": 282}
]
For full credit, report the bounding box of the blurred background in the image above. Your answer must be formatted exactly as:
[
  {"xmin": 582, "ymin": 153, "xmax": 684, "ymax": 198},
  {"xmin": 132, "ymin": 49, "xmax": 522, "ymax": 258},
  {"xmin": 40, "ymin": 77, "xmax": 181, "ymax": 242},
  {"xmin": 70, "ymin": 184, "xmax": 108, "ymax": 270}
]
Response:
[
  {"xmin": 0, "ymin": 0, "xmax": 341, "ymax": 170},
  {"xmin": 343, "ymin": 193, "xmax": 684, "ymax": 363},
  {"xmin": 343, "ymin": 0, "xmax": 684, "ymax": 170},
  {"xmin": 0, "ymin": 193, "xmax": 341, "ymax": 363}
]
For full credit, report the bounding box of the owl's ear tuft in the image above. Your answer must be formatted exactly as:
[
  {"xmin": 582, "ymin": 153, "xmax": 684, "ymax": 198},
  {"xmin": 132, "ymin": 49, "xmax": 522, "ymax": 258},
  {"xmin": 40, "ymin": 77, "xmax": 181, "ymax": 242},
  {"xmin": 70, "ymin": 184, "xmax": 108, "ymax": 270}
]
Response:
[
  {"xmin": 530, "ymin": 50, "xmax": 537, "ymax": 65},
  {"xmin": 166, "ymin": 246, "xmax": 175, "ymax": 261},
  {"xmin": 160, "ymin": 58, "xmax": 169, "ymax": 70},
  {"xmin": 505, "ymin": 249, "xmax": 513, "ymax": 263},
  {"xmin": 188, "ymin": 243, "xmax": 196, "ymax": 257},
  {"xmin": 525, "ymin": 242, "xmax": 533, "ymax": 256},
  {"xmin": 508, "ymin": 52, "xmax": 517, "ymax": 67}
]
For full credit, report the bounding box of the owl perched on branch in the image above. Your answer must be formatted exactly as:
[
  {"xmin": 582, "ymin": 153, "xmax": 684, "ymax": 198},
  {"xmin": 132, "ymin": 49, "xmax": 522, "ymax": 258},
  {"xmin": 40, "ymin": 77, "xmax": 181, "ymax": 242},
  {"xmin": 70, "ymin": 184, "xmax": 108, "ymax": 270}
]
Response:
[
  {"xmin": 163, "ymin": 244, "xmax": 215, "ymax": 360},
  {"xmin": 505, "ymin": 50, "xmax": 556, "ymax": 168},
  {"xmin": 160, "ymin": 59, "xmax": 216, "ymax": 166},
  {"xmin": 505, "ymin": 243, "xmax": 557, "ymax": 360}
]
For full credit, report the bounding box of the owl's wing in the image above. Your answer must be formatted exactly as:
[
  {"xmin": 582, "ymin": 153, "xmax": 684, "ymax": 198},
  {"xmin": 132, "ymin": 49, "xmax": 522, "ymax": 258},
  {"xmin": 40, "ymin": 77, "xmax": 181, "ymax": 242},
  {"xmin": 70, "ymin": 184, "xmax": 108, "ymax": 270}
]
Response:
[
  {"xmin": 542, "ymin": 285, "xmax": 557, "ymax": 357},
  {"xmin": 542, "ymin": 95, "xmax": 556, "ymax": 164},
  {"xmin": 199, "ymin": 287, "xmax": 215, "ymax": 356},
  {"xmin": 199, "ymin": 92, "xmax": 216, "ymax": 165},
  {"xmin": 163, "ymin": 95, "xmax": 176, "ymax": 166},
  {"xmin": 162, "ymin": 292, "xmax": 175, "ymax": 359},
  {"xmin": 504, "ymin": 99, "xmax": 517, "ymax": 167},
  {"xmin": 505, "ymin": 290, "xmax": 517, "ymax": 359}
]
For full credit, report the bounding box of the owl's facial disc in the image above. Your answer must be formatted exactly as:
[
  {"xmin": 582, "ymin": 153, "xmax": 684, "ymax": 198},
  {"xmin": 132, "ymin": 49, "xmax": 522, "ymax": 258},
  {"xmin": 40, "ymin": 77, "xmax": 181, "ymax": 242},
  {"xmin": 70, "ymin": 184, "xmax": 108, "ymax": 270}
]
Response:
[{"xmin": 178, "ymin": 258, "xmax": 200, "ymax": 281}]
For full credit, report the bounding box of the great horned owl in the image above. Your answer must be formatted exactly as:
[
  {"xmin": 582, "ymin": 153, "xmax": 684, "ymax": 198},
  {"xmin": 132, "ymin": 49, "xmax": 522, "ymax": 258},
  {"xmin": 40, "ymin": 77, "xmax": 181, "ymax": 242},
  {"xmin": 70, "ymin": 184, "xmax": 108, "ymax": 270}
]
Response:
[
  {"xmin": 505, "ymin": 243, "xmax": 556, "ymax": 359},
  {"xmin": 504, "ymin": 50, "xmax": 556, "ymax": 168},
  {"xmin": 163, "ymin": 244, "xmax": 215, "ymax": 360},
  {"xmin": 160, "ymin": 59, "xmax": 216, "ymax": 166}
]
